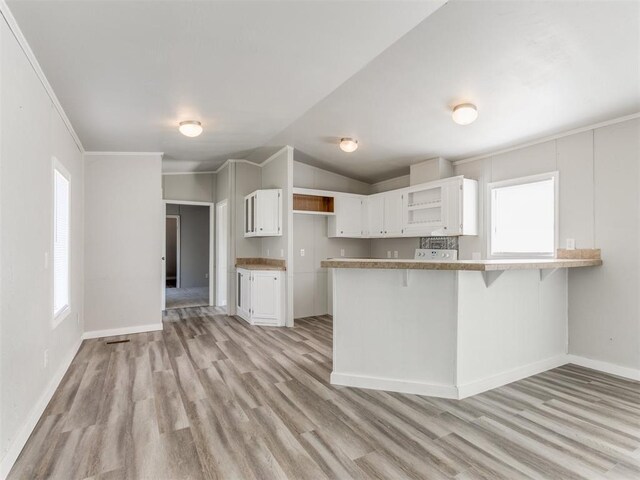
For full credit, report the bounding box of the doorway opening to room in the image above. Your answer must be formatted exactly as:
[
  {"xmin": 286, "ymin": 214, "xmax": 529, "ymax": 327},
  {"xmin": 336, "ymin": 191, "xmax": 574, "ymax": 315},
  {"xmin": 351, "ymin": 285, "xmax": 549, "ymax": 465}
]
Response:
[
  {"xmin": 215, "ymin": 199, "xmax": 228, "ymax": 311},
  {"xmin": 162, "ymin": 201, "xmax": 214, "ymax": 310}
]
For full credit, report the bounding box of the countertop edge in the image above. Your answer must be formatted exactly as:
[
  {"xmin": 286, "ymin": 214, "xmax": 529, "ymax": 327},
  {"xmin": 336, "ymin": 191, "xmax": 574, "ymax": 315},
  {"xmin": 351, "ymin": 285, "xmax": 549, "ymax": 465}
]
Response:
[
  {"xmin": 236, "ymin": 263, "xmax": 287, "ymax": 271},
  {"xmin": 320, "ymin": 259, "xmax": 603, "ymax": 271}
]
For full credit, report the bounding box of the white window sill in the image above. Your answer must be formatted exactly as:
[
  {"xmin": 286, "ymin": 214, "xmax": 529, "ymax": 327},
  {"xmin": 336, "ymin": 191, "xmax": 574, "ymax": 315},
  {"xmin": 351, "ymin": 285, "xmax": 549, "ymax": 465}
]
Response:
[{"xmin": 52, "ymin": 305, "xmax": 71, "ymax": 329}]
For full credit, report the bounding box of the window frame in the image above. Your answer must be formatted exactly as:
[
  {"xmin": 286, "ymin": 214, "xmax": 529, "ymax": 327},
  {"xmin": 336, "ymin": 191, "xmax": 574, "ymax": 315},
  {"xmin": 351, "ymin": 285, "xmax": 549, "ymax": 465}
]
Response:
[
  {"xmin": 487, "ymin": 171, "xmax": 559, "ymax": 259},
  {"xmin": 52, "ymin": 157, "xmax": 71, "ymax": 328}
]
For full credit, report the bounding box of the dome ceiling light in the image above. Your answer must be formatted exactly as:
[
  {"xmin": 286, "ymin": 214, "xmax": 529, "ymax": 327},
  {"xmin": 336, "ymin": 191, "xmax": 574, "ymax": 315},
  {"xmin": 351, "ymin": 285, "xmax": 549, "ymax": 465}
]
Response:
[
  {"xmin": 452, "ymin": 103, "xmax": 478, "ymax": 125},
  {"xmin": 339, "ymin": 137, "xmax": 358, "ymax": 153},
  {"xmin": 179, "ymin": 120, "xmax": 203, "ymax": 137}
]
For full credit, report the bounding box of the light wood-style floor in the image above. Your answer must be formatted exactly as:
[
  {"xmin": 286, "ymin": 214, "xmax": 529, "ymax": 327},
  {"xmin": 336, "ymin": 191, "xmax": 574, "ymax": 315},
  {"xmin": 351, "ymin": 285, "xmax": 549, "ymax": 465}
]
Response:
[
  {"xmin": 9, "ymin": 307, "xmax": 640, "ymax": 479},
  {"xmin": 165, "ymin": 287, "xmax": 210, "ymax": 309}
]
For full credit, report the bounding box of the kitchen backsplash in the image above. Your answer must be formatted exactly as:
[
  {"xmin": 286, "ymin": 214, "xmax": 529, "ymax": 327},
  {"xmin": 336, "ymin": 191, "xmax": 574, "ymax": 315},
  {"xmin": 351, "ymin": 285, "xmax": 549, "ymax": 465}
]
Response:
[{"xmin": 420, "ymin": 236, "xmax": 459, "ymax": 251}]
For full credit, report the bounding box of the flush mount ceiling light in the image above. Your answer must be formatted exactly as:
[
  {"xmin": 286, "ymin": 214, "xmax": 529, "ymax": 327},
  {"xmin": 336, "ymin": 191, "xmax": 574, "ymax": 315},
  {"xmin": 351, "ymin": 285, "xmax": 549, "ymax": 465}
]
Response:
[
  {"xmin": 178, "ymin": 120, "xmax": 203, "ymax": 137},
  {"xmin": 339, "ymin": 138, "xmax": 358, "ymax": 153},
  {"xmin": 452, "ymin": 103, "xmax": 478, "ymax": 125}
]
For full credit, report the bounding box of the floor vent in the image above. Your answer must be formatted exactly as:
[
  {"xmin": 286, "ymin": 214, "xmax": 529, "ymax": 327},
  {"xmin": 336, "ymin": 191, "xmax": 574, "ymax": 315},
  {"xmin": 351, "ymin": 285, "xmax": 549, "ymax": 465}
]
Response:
[{"xmin": 105, "ymin": 339, "xmax": 131, "ymax": 345}]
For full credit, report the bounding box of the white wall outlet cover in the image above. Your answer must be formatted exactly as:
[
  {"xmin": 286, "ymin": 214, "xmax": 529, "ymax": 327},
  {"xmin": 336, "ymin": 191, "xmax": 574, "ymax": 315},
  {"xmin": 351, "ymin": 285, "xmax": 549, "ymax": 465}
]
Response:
[
  {"xmin": 300, "ymin": 249, "xmax": 305, "ymax": 256},
  {"xmin": 266, "ymin": 249, "xmax": 270, "ymax": 256},
  {"xmin": 566, "ymin": 238, "xmax": 576, "ymax": 250},
  {"xmin": 387, "ymin": 251, "xmax": 391, "ymax": 258},
  {"xmin": 340, "ymin": 249, "xmax": 345, "ymax": 257},
  {"xmin": 280, "ymin": 249, "xmax": 284, "ymax": 257},
  {"xmin": 393, "ymin": 251, "xmax": 399, "ymax": 258}
]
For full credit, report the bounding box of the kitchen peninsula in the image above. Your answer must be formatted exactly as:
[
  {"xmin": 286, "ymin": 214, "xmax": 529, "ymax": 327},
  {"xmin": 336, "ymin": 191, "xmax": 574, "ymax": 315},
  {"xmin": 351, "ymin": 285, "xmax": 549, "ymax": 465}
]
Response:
[{"xmin": 321, "ymin": 252, "xmax": 602, "ymax": 399}]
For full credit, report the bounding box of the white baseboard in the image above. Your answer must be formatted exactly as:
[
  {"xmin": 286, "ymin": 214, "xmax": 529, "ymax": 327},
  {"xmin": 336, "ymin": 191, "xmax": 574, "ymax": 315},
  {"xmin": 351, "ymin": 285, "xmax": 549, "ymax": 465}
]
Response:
[
  {"xmin": 0, "ymin": 337, "xmax": 83, "ymax": 480},
  {"xmin": 456, "ymin": 354, "xmax": 569, "ymax": 399},
  {"xmin": 82, "ymin": 323, "xmax": 163, "ymax": 340},
  {"xmin": 330, "ymin": 372, "xmax": 459, "ymax": 399},
  {"xmin": 566, "ymin": 354, "xmax": 640, "ymax": 381}
]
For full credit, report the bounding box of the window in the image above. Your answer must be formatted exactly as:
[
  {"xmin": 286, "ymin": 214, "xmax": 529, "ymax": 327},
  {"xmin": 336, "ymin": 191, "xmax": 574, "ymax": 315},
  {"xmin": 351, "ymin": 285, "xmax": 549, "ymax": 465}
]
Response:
[
  {"xmin": 53, "ymin": 159, "xmax": 70, "ymax": 324},
  {"xmin": 488, "ymin": 172, "xmax": 558, "ymax": 257}
]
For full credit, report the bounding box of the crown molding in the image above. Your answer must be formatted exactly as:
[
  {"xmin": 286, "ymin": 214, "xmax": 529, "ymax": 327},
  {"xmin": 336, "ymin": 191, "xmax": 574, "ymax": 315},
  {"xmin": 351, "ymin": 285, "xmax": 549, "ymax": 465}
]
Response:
[
  {"xmin": 453, "ymin": 112, "xmax": 640, "ymax": 166},
  {"xmin": 0, "ymin": 1, "xmax": 85, "ymax": 153},
  {"xmin": 162, "ymin": 171, "xmax": 217, "ymax": 176},
  {"xmin": 84, "ymin": 151, "xmax": 165, "ymax": 157}
]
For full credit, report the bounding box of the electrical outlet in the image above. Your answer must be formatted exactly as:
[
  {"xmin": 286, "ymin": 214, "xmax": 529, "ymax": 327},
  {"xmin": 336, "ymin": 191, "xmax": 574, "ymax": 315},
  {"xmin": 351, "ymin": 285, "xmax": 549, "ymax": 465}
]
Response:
[
  {"xmin": 393, "ymin": 251, "xmax": 399, "ymax": 259},
  {"xmin": 340, "ymin": 249, "xmax": 345, "ymax": 257},
  {"xmin": 300, "ymin": 249, "xmax": 305, "ymax": 257},
  {"xmin": 43, "ymin": 349, "xmax": 49, "ymax": 369},
  {"xmin": 387, "ymin": 251, "xmax": 391, "ymax": 258},
  {"xmin": 266, "ymin": 249, "xmax": 270, "ymax": 256},
  {"xmin": 566, "ymin": 238, "xmax": 576, "ymax": 250},
  {"xmin": 280, "ymin": 249, "xmax": 284, "ymax": 257}
]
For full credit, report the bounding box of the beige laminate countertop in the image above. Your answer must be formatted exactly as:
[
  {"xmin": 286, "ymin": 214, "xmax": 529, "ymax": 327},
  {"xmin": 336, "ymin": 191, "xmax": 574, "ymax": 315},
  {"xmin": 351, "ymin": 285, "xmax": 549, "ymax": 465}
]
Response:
[
  {"xmin": 320, "ymin": 257, "xmax": 602, "ymax": 271},
  {"xmin": 236, "ymin": 263, "xmax": 286, "ymax": 271}
]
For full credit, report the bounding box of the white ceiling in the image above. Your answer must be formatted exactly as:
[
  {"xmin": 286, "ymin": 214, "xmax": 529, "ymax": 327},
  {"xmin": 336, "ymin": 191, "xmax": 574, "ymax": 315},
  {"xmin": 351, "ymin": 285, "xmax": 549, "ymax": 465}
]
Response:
[
  {"xmin": 8, "ymin": 0, "xmax": 640, "ymax": 183},
  {"xmin": 266, "ymin": 0, "xmax": 640, "ymax": 182},
  {"xmin": 7, "ymin": 0, "xmax": 445, "ymax": 172}
]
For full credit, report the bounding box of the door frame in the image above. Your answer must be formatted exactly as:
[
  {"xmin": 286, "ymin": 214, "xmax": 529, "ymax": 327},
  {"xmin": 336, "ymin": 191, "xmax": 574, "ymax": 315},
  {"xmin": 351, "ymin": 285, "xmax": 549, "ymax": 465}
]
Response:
[
  {"xmin": 165, "ymin": 214, "xmax": 181, "ymax": 288},
  {"xmin": 162, "ymin": 200, "xmax": 215, "ymax": 311},
  {"xmin": 215, "ymin": 199, "xmax": 228, "ymax": 307}
]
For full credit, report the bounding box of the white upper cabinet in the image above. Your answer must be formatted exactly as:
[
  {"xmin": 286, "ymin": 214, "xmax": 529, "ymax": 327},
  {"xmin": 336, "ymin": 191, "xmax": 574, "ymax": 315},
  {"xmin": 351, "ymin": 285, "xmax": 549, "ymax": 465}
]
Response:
[
  {"xmin": 366, "ymin": 194, "xmax": 385, "ymax": 237},
  {"xmin": 295, "ymin": 176, "xmax": 478, "ymax": 239},
  {"xmin": 328, "ymin": 194, "xmax": 365, "ymax": 237},
  {"xmin": 244, "ymin": 189, "xmax": 282, "ymax": 237},
  {"xmin": 402, "ymin": 176, "xmax": 478, "ymax": 237},
  {"xmin": 383, "ymin": 190, "xmax": 404, "ymax": 237}
]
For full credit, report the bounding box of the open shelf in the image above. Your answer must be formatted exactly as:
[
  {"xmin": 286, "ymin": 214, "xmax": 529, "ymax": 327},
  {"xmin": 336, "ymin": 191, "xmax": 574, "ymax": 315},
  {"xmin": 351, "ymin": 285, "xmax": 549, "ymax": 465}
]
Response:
[
  {"xmin": 293, "ymin": 193, "xmax": 334, "ymax": 214},
  {"xmin": 293, "ymin": 210, "xmax": 335, "ymax": 216},
  {"xmin": 407, "ymin": 201, "xmax": 441, "ymax": 210}
]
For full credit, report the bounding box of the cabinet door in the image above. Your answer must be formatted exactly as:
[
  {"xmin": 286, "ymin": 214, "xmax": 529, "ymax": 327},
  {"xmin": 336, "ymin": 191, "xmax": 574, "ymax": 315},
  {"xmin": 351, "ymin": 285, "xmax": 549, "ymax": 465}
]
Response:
[
  {"xmin": 443, "ymin": 179, "xmax": 462, "ymax": 236},
  {"xmin": 383, "ymin": 190, "xmax": 404, "ymax": 236},
  {"xmin": 256, "ymin": 189, "xmax": 281, "ymax": 236},
  {"xmin": 236, "ymin": 270, "xmax": 251, "ymax": 321},
  {"xmin": 334, "ymin": 195, "xmax": 363, "ymax": 237},
  {"xmin": 367, "ymin": 194, "xmax": 385, "ymax": 237},
  {"xmin": 244, "ymin": 196, "xmax": 251, "ymax": 236},
  {"xmin": 251, "ymin": 271, "xmax": 281, "ymax": 325}
]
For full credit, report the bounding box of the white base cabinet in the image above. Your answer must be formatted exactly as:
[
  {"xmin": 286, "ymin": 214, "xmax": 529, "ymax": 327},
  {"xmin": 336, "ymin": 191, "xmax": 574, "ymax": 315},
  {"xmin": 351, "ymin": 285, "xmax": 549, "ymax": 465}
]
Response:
[{"xmin": 236, "ymin": 268, "xmax": 285, "ymax": 326}]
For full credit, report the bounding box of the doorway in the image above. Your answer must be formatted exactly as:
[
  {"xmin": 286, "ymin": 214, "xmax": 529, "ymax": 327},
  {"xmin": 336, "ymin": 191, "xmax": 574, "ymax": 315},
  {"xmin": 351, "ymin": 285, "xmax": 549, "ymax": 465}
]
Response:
[
  {"xmin": 216, "ymin": 199, "xmax": 228, "ymax": 309},
  {"xmin": 162, "ymin": 201, "xmax": 214, "ymax": 310}
]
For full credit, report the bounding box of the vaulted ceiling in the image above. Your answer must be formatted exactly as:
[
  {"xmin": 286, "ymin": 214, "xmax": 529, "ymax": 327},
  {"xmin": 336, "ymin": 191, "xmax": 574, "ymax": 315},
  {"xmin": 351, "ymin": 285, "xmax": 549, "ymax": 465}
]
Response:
[{"xmin": 8, "ymin": 0, "xmax": 640, "ymax": 182}]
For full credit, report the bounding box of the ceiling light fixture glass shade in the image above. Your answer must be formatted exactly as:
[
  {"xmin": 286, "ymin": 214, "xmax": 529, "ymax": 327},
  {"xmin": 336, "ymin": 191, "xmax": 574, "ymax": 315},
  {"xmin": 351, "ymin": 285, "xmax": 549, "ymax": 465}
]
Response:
[
  {"xmin": 452, "ymin": 103, "xmax": 478, "ymax": 125},
  {"xmin": 339, "ymin": 138, "xmax": 358, "ymax": 153},
  {"xmin": 179, "ymin": 120, "xmax": 203, "ymax": 137}
]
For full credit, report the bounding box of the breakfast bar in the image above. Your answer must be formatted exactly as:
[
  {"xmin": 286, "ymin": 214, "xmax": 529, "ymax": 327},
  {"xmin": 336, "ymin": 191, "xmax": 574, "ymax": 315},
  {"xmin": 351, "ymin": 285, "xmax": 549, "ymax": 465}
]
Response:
[{"xmin": 321, "ymin": 254, "xmax": 602, "ymax": 399}]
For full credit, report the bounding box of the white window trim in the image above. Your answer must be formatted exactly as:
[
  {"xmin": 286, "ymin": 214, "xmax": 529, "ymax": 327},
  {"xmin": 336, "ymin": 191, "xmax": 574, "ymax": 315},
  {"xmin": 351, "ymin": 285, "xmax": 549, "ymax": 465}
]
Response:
[
  {"xmin": 486, "ymin": 171, "xmax": 559, "ymax": 259},
  {"xmin": 52, "ymin": 157, "xmax": 71, "ymax": 328}
]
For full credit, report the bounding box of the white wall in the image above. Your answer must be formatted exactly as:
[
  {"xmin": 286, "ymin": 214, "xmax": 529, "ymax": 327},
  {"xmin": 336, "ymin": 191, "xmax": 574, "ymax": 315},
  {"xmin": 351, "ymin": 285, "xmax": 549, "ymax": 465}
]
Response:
[
  {"xmin": 454, "ymin": 117, "xmax": 640, "ymax": 373},
  {"xmin": 293, "ymin": 159, "xmax": 371, "ymax": 318},
  {"xmin": 0, "ymin": 16, "xmax": 84, "ymax": 475},
  {"xmin": 162, "ymin": 172, "xmax": 216, "ymax": 203},
  {"xmin": 84, "ymin": 153, "xmax": 163, "ymax": 335}
]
